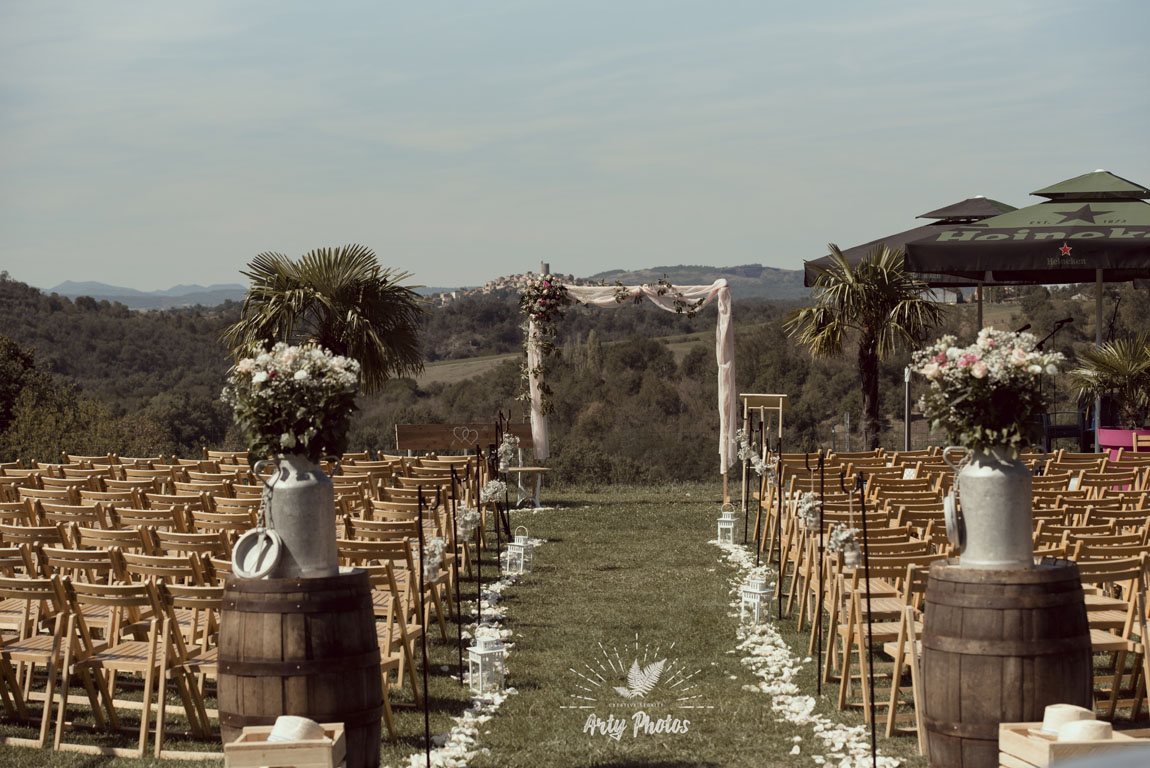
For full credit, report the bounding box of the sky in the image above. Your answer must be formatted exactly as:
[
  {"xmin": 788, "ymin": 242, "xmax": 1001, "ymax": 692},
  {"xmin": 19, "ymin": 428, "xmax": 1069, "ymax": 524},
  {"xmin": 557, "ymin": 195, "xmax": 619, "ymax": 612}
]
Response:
[{"xmin": 2, "ymin": 0, "xmax": 1149, "ymax": 293}]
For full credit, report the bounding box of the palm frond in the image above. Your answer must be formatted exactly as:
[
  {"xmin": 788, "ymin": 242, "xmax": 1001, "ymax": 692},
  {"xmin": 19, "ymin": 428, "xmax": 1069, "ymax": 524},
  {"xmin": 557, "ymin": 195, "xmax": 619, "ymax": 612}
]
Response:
[{"xmin": 220, "ymin": 245, "xmax": 427, "ymax": 394}]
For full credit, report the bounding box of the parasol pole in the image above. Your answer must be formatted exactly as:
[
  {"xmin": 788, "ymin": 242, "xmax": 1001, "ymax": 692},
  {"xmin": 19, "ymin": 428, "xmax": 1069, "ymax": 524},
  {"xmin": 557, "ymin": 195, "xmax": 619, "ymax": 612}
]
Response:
[{"xmin": 1095, "ymin": 268, "xmax": 1103, "ymax": 452}]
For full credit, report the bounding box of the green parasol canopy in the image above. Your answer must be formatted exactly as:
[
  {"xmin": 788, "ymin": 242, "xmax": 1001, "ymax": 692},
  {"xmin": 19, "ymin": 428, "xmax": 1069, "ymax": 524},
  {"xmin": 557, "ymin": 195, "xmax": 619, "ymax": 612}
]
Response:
[{"xmin": 903, "ymin": 170, "xmax": 1150, "ymax": 285}]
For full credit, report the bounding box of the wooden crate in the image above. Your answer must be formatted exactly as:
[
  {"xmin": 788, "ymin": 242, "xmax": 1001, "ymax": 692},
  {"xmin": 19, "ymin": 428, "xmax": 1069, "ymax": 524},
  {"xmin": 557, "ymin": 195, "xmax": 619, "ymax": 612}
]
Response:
[
  {"xmin": 224, "ymin": 722, "xmax": 346, "ymax": 768},
  {"xmin": 999, "ymin": 722, "xmax": 1150, "ymax": 767}
]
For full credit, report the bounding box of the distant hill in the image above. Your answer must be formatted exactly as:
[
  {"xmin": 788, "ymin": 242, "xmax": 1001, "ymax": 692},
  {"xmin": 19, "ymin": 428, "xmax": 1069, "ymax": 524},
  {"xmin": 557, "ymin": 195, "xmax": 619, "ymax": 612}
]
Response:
[
  {"xmin": 585, "ymin": 264, "xmax": 808, "ymax": 300},
  {"xmin": 48, "ymin": 281, "xmax": 247, "ymax": 310}
]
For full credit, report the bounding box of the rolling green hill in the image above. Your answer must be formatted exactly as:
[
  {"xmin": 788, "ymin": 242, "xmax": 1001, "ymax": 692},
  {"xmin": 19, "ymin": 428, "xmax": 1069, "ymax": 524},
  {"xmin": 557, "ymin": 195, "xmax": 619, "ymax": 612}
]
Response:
[{"xmin": 587, "ymin": 264, "xmax": 809, "ymax": 300}]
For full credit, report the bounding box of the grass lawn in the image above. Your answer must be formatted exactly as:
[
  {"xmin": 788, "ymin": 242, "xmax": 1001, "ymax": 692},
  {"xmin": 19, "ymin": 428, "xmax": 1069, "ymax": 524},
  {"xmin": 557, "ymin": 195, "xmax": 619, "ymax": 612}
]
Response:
[{"xmin": 0, "ymin": 483, "xmax": 930, "ymax": 767}]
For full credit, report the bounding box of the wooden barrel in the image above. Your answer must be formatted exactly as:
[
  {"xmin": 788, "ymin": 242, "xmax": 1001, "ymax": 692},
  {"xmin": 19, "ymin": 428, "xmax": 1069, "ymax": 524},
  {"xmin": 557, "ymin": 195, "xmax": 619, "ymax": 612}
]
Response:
[
  {"xmin": 219, "ymin": 569, "xmax": 383, "ymax": 768},
  {"xmin": 921, "ymin": 559, "xmax": 1093, "ymax": 768}
]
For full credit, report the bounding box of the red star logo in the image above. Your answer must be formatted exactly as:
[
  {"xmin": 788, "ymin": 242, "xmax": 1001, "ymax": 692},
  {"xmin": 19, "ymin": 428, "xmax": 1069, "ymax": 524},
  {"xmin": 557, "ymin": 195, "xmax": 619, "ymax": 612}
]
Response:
[{"xmin": 1059, "ymin": 243, "xmax": 1072, "ymax": 256}]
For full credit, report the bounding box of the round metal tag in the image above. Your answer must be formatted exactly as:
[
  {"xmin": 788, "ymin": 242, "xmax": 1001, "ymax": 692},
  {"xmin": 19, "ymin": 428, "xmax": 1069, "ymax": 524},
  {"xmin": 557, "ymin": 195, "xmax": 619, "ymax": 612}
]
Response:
[{"xmin": 231, "ymin": 528, "xmax": 283, "ymax": 579}]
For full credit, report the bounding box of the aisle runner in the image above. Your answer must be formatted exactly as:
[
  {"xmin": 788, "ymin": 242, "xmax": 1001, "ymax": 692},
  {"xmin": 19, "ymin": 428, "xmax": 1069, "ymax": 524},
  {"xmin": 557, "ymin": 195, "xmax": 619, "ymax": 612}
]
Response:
[
  {"xmin": 714, "ymin": 539, "xmax": 901, "ymax": 768},
  {"xmin": 396, "ymin": 537, "xmax": 546, "ymax": 768}
]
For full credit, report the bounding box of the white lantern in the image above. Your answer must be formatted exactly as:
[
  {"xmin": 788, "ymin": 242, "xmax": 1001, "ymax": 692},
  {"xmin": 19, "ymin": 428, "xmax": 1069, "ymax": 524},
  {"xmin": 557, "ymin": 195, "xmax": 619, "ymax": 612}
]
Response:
[
  {"xmin": 717, "ymin": 504, "xmax": 737, "ymax": 544},
  {"xmin": 740, "ymin": 577, "xmax": 772, "ymax": 624},
  {"xmin": 468, "ymin": 636, "xmax": 505, "ymax": 694},
  {"xmin": 501, "ymin": 526, "xmax": 534, "ymax": 575}
]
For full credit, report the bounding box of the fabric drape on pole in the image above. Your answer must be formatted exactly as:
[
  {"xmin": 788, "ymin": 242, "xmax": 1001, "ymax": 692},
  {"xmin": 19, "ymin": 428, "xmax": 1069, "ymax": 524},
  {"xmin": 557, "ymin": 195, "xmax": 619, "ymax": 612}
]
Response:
[
  {"xmin": 526, "ymin": 317, "xmax": 549, "ymax": 458},
  {"xmin": 527, "ymin": 279, "xmax": 738, "ymax": 474}
]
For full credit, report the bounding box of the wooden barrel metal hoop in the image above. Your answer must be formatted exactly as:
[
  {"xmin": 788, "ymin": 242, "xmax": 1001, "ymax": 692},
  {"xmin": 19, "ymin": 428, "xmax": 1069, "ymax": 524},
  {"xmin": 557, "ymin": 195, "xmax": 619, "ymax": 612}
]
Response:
[
  {"xmin": 219, "ymin": 569, "xmax": 384, "ymax": 768},
  {"xmin": 921, "ymin": 559, "xmax": 1093, "ymax": 768}
]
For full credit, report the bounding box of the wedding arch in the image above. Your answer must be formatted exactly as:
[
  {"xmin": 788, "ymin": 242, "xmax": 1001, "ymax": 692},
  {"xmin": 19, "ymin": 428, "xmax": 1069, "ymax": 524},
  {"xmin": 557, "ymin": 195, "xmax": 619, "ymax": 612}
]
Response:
[{"xmin": 522, "ymin": 278, "xmax": 738, "ymax": 476}]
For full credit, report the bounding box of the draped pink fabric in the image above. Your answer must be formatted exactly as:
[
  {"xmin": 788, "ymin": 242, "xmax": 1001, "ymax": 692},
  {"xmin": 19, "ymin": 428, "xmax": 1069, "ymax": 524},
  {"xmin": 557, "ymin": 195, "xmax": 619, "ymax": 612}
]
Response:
[{"xmin": 527, "ymin": 279, "xmax": 738, "ymax": 474}]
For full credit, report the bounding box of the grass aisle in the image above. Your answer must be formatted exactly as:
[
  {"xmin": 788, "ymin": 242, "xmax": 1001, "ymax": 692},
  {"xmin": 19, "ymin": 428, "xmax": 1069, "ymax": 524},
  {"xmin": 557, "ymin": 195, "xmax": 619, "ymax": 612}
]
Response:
[{"xmin": 471, "ymin": 483, "xmax": 927, "ymax": 768}]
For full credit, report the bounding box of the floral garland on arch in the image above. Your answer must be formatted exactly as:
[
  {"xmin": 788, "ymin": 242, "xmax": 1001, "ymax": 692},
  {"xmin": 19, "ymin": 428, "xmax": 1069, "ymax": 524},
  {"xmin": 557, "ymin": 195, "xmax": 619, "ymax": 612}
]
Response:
[{"xmin": 517, "ymin": 274, "xmax": 571, "ymax": 417}]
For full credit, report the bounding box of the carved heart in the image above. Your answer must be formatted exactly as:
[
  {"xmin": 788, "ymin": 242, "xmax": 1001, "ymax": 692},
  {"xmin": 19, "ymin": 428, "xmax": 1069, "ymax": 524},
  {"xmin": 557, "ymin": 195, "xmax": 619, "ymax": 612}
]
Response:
[{"xmin": 451, "ymin": 426, "xmax": 480, "ymax": 446}]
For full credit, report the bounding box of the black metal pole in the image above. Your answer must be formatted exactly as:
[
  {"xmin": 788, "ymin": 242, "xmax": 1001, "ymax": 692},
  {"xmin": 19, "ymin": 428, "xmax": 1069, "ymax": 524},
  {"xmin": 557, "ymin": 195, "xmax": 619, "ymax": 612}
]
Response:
[
  {"xmin": 856, "ymin": 474, "xmax": 877, "ymax": 768},
  {"xmin": 450, "ymin": 467, "xmax": 464, "ymax": 686},
  {"xmin": 742, "ymin": 411, "xmax": 753, "ymax": 544},
  {"xmin": 775, "ymin": 438, "xmax": 784, "ymax": 620},
  {"xmin": 816, "ymin": 449, "xmax": 825, "ymax": 697},
  {"xmin": 417, "ymin": 487, "xmax": 432, "ymax": 768}
]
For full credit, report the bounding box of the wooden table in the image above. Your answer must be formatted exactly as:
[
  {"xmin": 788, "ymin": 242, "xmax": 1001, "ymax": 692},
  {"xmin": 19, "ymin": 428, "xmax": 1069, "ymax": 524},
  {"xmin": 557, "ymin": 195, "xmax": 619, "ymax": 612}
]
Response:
[{"xmin": 504, "ymin": 466, "xmax": 552, "ymax": 508}]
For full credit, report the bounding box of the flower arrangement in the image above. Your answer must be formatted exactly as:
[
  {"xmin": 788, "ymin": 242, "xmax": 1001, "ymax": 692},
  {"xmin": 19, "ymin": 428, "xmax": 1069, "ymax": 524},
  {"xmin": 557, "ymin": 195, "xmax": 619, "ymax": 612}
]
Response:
[
  {"xmin": 911, "ymin": 328, "xmax": 1063, "ymax": 456},
  {"xmin": 736, "ymin": 428, "xmax": 776, "ymax": 481},
  {"xmin": 422, "ymin": 536, "xmax": 446, "ymax": 581},
  {"xmin": 497, "ymin": 433, "xmax": 520, "ymax": 469},
  {"xmin": 480, "ymin": 479, "xmax": 507, "ymax": 505},
  {"xmin": 221, "ymin": 342, "xmax": 360, "ymax": 463},
  {"xmin": 793, "ymin": 491, "xmax": 820, "ymax": 530},
  {"xmin": 827, "ymin": 525, "xmax": 860, "ymax": 554},
  {"xmin": 456, "ymin": 507, "xmax": 481, "ymax": 536},
  {"xmin": 519, "ymin": 273, "xmax": 571, "ymax": 326}
]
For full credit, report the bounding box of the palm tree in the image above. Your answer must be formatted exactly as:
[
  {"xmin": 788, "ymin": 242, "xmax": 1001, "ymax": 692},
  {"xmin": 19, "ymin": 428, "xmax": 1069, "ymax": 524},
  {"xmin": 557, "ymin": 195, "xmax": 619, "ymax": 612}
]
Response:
[
  {"xmin": 220, "ymin": 245, "xmax": 425, "ymax": 393},
  {"xmin": 784, "ymin": 244, "xmax": 943, "ymax": 450},
  {"xmin": 1067, "ymin": 332, "xmax": 1150, "ymax": 428}
]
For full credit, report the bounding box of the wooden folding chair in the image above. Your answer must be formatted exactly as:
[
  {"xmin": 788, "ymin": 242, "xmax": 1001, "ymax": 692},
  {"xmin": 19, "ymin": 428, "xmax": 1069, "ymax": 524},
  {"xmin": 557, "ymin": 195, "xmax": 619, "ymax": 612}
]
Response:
[
  {"xmin": 55, "ymin": 579, "xmax": 204, "ymax": 757},
  {"xmin": 154, "ymin": 582, "xmax": 223, "ymax": 756},
  {"xmin": 106, "ymin": 504, "xmax": 188, "ymax": 533},
  {"xmin": 882, "ymin": 564, "xmax": 931, "ymax": 753},
  {"xmin": 17, "ymin": 485, "xmax": 80, "ymax": 507},
  {"xmin": 186, "ymin": 509, "xmax": 255, "ymax": 543},
  {"xmin": 337, "ymin": 541, "xmax": 425, "ymax": 705},
  {"xmin": 0, "ymin": 574, "xmax": 69, "ymax": 747},
  {"xmin": 0, "ymin": 499, "xmax": 36, "ymax": 526},
  {"xmin": 36, "ymin": 500, "xmax": 111, "ymax": 530},
  {"xmin": 151, "ymin": 529, "xmax": 230, "ymax": 559},
  {"xmin": 79, "ymin": 488, "xmax": 143, "ymax": 509},
  {"xmin": 0, "ymin": 521, "xmax": 69, "ymax": 549},
  {"xmin": 1075, "ymin": 555, "xmax": 1148, "ymax": 718},
  {"xmin": 36, "ymin": 545, "xmax": 126, "ymax": 639},
  {"xmin": 71, "ymin": 524, "xmax": 153, "ymax": 554}
]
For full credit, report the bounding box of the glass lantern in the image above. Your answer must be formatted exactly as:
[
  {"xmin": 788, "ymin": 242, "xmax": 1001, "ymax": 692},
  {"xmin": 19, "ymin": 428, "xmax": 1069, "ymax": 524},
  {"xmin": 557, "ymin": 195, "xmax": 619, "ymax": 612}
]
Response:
[
  {"xmin": 740, "ymin": 577, "xmax": 771, "ymax": 624},
  {"xmin": 717, "ymin": 504, "xmax": 737, "ymax": 544},
  {"xmin": 502, "ymin": 526, "xmax": 534, "ymax": 574},
  {"xmin": 468, "ymin": 636, "xmax": 505, "ymax": 694}
]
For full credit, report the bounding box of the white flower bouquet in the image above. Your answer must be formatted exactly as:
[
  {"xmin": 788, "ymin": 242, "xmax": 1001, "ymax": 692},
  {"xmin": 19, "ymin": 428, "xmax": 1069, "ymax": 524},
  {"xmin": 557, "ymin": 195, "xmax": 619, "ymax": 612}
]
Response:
[
  {"xmin": 422, "ymin": 536, "xmax": 446, "ymax": 581},
  {"xmin": 827, "ymin": 525, "xmax": 860, "ymax": 555},
  {"xmin": 480, "ymin": 479, "xmax": 507, "ymax": 505},
  {"xmin": 221, "ymin": 342, "xmax": 360, "ymax": 463},
  {"xmin": 793, "ymin": 491, "xmax": 820, "ymax": 530},
  {"xmin": 497, "ymin": 433, "xmax": 520, "ymax": 469},
  {"xmin": 911, "ymin": 328, "xmax": 1063, "ymax": 455},
  {"xmin": 456, "ymin": 507, "xmax": 481, "ymax": 536}
]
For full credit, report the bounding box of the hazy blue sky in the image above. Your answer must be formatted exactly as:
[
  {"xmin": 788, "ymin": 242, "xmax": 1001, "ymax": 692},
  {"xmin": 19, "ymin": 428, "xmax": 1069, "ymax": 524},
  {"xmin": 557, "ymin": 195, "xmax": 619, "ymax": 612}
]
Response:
[{"xmin": 2, "ymin": 1, "xmax": 1148, "ymax": 292}]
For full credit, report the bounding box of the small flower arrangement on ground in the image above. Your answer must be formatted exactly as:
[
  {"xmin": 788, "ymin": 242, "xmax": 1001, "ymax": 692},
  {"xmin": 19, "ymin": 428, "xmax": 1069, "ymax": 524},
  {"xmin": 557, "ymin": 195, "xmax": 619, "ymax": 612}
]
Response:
[
  {"xmin": 911, "ymin": 328, "xmax": 1063, "ymax": 456},
  {"xmin": 793, "ymin": 491, "xmax": 820, "ymax": 530},
  {"xmin": 497, "ymin": 433, "xmax": 520, "ymax": 469},
  {"xmin": 221, "ymin": 342, "xmax": 360, "ymax": 463},
  {"xmin": 827, "ymin": 525, "xmax": 860, "ymax": 554},
  {"xmin": 480, "ymin": 479, "xmax": 507, "ymax": 505}
]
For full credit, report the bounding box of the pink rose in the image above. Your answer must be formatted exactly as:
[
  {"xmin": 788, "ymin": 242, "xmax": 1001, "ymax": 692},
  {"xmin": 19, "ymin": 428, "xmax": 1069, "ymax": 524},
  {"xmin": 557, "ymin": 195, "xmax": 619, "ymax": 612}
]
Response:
[{"xmin": 971, "ymin": 361, "xmax": 988, "ymax": 379}]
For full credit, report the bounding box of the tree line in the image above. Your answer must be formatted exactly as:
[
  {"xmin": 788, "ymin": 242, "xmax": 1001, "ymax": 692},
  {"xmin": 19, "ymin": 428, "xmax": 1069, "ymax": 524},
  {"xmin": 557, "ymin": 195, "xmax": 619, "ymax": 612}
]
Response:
[{"xmin": 1, "ymin": 269, "xmax": 1148, "ymax": 482}]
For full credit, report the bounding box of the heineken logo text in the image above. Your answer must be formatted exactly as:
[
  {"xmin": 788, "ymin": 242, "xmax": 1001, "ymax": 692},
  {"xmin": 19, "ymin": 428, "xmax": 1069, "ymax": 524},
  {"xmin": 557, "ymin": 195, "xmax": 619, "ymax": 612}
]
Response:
[{"xmin": 938, "ymin": 227, "xmax": 1149, "ymax": 242}]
